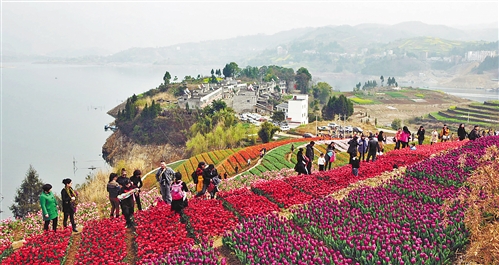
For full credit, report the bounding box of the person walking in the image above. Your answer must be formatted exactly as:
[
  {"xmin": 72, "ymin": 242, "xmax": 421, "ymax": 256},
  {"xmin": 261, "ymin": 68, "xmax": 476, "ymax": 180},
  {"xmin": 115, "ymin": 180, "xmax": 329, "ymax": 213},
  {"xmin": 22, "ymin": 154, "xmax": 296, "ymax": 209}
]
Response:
[
  {"xmin": 457, "ymin": 123, "xmax": 468, "ymax": 141},
  {"xmin": 305, "ymin": 141, "xmax": 315, "ymax": 174},
  {"xmin": 40, "ymin": 184, "xmax": 58, "ymax": 231},
  {"xmin": 61, "ymin": 178, "xmax": 78, "ymax": 232},
  {"xmin": 357, "ymin": 135, "xmax": 368, "ymax": 161},
  {"xmin": 324, "ymin": 142, "xmax": 336, "ymax": 170},
  {"xmin": 155, "ymin": 161, "xmax": 175, "ymax": 204},
  {"xmin": 294, "ymin": 148, "xmax": 309, "ymax": 175},
  {"xmin": 130, "ymin": 169, "xmax": 143, "ymax": 211},
  {"xmin": 366, "ymin": 135, "xmax": 380, "ymax": 162},
  {"xmin": 416, "ymin": 126, "xmax": 426, "ymax": 145},
  {"xmin": 107, "ymin": 173, "xmax": 121, "ymax": 218}
]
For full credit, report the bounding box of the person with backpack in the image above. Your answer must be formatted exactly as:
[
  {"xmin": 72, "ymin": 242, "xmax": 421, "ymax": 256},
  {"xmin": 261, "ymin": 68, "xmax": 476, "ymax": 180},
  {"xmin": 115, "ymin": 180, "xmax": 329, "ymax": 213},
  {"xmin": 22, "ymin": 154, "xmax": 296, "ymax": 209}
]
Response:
[
  {"xmin": 324, "ymin": 142, "xmax": 336, "ymax": 170},
  {"xmin": 171, "ymin": 172, "xmax": 189, "ymax": 217},
  {"xmin": 155, "ymin": 161, "xmax": 175, "ymax": 204}
]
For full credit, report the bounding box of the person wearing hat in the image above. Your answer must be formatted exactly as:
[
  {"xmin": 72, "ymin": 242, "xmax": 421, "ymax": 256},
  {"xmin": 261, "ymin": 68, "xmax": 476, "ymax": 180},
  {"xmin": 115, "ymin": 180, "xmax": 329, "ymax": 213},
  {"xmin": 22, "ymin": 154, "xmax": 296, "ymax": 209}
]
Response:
[
  {"xmin": 61, "ymin": 178, "xmax": 78, "ymax": 232},
  {"xmin": 40, "ymin": 184, "xmax": 58, "ymax": 231},
  {"xmin": 305, "ymin": 141, "xmax": 315, "ymax": 174}
]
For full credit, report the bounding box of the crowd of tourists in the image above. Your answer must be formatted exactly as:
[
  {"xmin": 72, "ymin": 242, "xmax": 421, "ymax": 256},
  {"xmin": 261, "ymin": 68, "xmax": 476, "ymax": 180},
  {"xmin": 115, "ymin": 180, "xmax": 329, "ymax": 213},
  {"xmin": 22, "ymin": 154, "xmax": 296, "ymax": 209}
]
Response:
[
  {"xmin": 293, "ymin": 124, "xmax": 495, "ymax": 178},
  {"xmin": 39, "ymin": 123, "xmax": 496, "ymax": 231}
]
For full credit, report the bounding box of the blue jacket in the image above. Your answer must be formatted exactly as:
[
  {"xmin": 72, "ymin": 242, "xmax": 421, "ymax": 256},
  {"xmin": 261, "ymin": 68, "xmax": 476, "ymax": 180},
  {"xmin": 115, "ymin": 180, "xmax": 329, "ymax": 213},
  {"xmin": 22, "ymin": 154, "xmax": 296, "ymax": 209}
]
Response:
[{"xmin": 358, "ymin": 138, "xmax": 368, "ymax": 153}]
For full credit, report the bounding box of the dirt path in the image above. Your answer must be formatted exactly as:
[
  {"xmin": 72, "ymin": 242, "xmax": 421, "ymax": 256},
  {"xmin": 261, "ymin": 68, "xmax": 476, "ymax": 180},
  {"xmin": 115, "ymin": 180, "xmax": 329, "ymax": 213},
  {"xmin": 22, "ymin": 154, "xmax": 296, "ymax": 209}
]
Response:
[
  {"xmin": 63, "ymin": 231, "xmax": 82, "ymax": 265},
  {"xmin": 125, "ymin": 227, "xmax": 137, "ymax": 265}
]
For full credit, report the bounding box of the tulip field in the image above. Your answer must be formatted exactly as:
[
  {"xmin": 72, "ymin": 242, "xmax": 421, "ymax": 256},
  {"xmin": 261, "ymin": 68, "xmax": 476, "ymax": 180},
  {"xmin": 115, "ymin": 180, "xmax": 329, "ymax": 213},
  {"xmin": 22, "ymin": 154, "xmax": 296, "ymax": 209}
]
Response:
[{"xmin": 1, "ymin": 136, "xmax": 498, "ymax": 264}]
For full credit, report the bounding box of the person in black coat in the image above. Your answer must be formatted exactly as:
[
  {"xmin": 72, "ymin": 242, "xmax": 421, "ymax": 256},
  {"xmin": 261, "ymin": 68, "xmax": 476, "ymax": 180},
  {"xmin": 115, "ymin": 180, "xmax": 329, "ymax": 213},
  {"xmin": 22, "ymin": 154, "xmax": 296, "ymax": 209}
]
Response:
[
  {"xmin": 457, "ymin": 123, "xmax": 468, "ymax": 141},
  {"xmin": 130, "ymin": 169, "xmax": 143, "ymax": 210},
  {"xmin": 366, "ymin": 136, "xmax": 380, "ymax": 162},
  {"xmin": 61, "ymin": 178, "xmax": 78, "ymax": 232},
  {"xmin": 305, "ymin": 141, "xmax": 315, "ymax": 174},
  {"xmin": 195, "ymin": 164, "xmax": 217, "ymax": 197},
  {"xmin": 294, "ymin": 148, "xmax": 309, "ymax": 175},
  {"xmin": 347, "ymin": 136, "xmax": 359, "ymax": 163},
  {"xmin": 118, "ymin": 178, "xmax": 137, "ymax": 228},
  {"xmin": 416, "ymin": 126, "xmax": 426, "ymax": 145}
]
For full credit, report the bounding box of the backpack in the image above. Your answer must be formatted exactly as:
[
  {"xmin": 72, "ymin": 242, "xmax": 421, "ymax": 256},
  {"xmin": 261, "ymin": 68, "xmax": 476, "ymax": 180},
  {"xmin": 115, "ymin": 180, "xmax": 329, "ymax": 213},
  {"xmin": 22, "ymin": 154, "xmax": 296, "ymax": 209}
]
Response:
[
  {"xmin": 191, "ymin": 171, "xmax": 198, "ymax": 184},
  {"xmin": 212, "ymin": 176, "xmax": 221, "ymax": 186},
  {"xmin": 171, "ymin": 181, "xmax": 185, "ymax": 201}
]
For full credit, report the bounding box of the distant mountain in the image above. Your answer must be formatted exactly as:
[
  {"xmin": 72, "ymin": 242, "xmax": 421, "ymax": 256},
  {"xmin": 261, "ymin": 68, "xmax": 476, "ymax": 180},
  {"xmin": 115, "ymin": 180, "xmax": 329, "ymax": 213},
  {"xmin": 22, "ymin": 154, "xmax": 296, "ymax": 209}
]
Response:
[{"xmin": 4, "ymin": 22, "xmax": 497, "ymax": 75}]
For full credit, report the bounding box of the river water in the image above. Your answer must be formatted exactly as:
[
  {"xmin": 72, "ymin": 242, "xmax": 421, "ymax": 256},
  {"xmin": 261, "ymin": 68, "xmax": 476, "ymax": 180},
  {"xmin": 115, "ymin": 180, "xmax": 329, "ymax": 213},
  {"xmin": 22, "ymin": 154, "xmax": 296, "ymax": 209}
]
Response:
[{"xmin": 1, "ymin": 64, "xmax": 496, "ymax": 219}]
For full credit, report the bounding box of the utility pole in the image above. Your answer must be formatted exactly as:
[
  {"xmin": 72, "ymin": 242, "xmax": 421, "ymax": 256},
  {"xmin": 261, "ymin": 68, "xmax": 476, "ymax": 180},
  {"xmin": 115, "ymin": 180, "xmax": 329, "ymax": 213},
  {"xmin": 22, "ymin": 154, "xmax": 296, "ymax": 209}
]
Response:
[{"xmin": 315, "ymin": 115, "xmax": 318, "ymax": 136}]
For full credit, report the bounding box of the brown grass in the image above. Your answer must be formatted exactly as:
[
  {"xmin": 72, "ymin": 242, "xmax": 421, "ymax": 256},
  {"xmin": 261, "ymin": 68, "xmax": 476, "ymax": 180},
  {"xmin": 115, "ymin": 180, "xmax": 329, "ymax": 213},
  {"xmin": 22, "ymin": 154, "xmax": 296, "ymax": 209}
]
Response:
[{"xmin": 453, "ymin": 146, "xmax": 499, "ymax": 264}]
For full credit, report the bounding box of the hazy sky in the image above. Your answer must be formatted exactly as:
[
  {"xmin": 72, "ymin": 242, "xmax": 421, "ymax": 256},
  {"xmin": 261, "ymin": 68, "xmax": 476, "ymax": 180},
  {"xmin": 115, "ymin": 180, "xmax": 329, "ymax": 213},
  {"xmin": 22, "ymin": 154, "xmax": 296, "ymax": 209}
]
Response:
[{"xmin": 2, "ymin": 1, "xmax": 498, "ymax": 55}]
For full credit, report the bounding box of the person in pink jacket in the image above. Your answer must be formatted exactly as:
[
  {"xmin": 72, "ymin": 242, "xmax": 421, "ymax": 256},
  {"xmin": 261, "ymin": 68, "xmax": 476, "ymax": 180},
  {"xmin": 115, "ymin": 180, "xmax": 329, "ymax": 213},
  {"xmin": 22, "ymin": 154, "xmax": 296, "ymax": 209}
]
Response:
[{"xmin": 400, "ymin": 126, "xmax": 411, "ymax": 148}]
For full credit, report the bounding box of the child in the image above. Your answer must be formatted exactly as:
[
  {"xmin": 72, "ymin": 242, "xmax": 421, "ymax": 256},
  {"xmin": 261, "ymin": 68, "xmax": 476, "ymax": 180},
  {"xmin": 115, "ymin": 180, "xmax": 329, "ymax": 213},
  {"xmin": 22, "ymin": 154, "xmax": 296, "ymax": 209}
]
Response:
[
  {"xmin": 318, "ymin": 153, "xmax": 325, "ymax": 171},
  {"xmin": 410, "ymin": 143, "xmax": 417, "ymax": 150},
  {"xmin": 351, "ymin": 156, "xmax": 360, "ymax": 177},
  {"xmin": 210, "ymin": 174, "xmax": 221, "ymax": 199},
  {"xmin": 170, "ymin": 172, "xmax": 189, "ymax": 217}
]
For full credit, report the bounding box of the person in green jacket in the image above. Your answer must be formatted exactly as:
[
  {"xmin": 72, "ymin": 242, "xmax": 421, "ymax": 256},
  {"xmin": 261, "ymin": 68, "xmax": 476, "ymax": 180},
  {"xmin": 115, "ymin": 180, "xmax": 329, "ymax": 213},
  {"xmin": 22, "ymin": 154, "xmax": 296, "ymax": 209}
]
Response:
[{"xmin": 40, "ymin": 184, "xmax": 58, "ymax": 231}]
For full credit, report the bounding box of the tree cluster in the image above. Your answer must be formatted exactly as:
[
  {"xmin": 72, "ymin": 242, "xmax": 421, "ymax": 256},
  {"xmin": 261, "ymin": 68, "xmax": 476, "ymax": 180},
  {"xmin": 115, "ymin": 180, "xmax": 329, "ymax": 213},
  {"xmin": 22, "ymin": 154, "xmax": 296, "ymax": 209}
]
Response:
[
  {"xmin": 321, "ymin": 95, "xmax": 354, "ymax": 121},
  {"xmin": 10, "ymin": 166, "xmax": 44, "ymax": 218}
]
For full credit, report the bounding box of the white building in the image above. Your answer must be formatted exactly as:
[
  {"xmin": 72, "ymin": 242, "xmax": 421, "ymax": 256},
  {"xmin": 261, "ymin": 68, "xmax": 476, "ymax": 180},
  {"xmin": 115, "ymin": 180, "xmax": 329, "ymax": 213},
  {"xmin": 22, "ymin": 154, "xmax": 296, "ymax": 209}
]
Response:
[{"xmin": 276, "ymin": 94, "xmax": 309, "ymax": 125}]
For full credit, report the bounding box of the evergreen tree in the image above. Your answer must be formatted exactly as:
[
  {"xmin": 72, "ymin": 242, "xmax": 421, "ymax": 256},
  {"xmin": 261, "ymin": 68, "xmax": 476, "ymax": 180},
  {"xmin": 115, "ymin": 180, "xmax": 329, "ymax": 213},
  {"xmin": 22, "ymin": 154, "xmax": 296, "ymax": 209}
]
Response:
[{"xmin": 9, "ymin": 165, "xmax": 44, "ymax": 218}]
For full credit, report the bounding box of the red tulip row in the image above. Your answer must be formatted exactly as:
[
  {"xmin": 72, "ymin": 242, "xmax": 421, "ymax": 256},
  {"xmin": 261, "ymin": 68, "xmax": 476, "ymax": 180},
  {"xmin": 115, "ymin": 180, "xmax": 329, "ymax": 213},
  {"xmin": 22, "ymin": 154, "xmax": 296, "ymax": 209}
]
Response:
[
  {"xmin": 134, "ymin": 204, "xmax": 194, "ymax": 264},
  {"xmin": 2, "ymin": 228, "xmax": 72, "ymax": 264},
  {"xmin": 250, "ymin": 141, "xmax": 466, "ymax": 209},
  {"xmin": 217, "ymin": 188, "xmax": 280, "ymax": 218},
  {"xmin": 74, "ymin": 219, "xmax": 127, "ymax": 265},
  {"xmin": 252, "ymin": 179, "xmax": 314, "ymax": 208},
  {"xmin": 183, "ymin": 198, "xmax": 238, "ymax": 238}
]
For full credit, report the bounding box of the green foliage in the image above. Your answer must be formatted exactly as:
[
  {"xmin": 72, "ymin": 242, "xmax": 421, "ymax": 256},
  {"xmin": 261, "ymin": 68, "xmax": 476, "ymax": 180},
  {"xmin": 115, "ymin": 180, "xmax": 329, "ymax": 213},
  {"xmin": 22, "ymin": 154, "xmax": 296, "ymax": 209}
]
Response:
[
  {"xmin": 271, "ymin": 110, "xmax": 285, "ymax": 123},
  {"xmin": 9, "ymin": 165, "xmax": 44, "ymax": 218},
  {"xmin": 222, "ymin": 62, "xmax": 240, "ymax": 78},
  {"xmin": 391, "ymin": 118, "xmax": 402, "ymax": 130},
  {"xmin": 185, "ymin": 123, "xmax": 255, "ymax": 156},
  {"xmin": 295, "ymin": 67, "xmax": 312, "ymax": 94},
  {"xmin": 163, "ymin": 71, "xmax": 171, "ymax": 84},
  {"xmin": 321, "ymin": 94, "xmax": 354, "ymax": 120},
  {"xmin": 258, "ymin": 122, "xmax": 280, "ymax": 143},
  {"xmin": 312, "ymin": 82, "xmax": 333, "ymax": 104}
]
